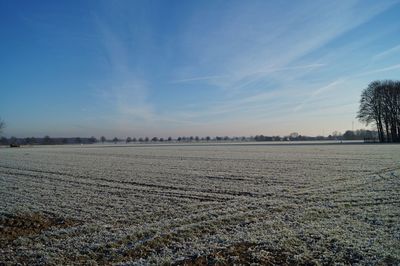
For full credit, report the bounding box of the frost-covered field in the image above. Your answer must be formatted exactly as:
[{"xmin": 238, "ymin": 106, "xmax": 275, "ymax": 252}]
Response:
[{"xmin": 1, "ymin": 143, "xmax": 399, "ymax": 265}]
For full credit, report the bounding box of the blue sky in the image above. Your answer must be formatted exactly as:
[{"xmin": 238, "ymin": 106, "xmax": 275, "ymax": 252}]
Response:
[{"xmin": 1, "ymin": 0, "xmax": 400, "ymax": 138}]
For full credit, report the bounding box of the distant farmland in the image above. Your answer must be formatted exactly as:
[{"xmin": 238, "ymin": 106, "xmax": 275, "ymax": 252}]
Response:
[{"xmin": 1, "ymin": 143, "xmax": 399, "ymax": 264}]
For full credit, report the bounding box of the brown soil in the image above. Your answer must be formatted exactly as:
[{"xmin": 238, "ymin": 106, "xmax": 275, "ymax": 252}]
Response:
[{"xmin": 0, "ymin": 212, "xmax": 78, "ymax": 248}]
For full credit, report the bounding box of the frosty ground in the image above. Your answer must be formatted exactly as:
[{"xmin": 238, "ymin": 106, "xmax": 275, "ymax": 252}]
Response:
[{"xmin": 1, "ymin": 143, "xmax": 399, "ymax": 265}]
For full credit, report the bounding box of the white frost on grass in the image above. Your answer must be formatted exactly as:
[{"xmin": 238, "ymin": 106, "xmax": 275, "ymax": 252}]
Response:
[{"xmin": 0, "ymin": 143, "xmax": 399, "ymax": 264}]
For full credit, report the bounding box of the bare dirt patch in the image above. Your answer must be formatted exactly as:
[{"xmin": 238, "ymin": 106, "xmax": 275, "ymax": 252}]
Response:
[{"xmin": 0, "ymin": 212, "xmax": 78, "ymax": 248}]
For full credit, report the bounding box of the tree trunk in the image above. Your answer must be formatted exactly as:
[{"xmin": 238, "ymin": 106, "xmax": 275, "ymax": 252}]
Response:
[
  {"xmin": 376, "ymin": 120, "xmax": 384, "ymax": 142},
  {"xmin": 385, "ymin": 123, "xmax": 390, "ymax": 142}
]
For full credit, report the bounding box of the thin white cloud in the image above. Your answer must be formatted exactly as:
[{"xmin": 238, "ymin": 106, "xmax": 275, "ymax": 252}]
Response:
[
  {"xmin": 94, "ymin": 16, "xmax": 156, "ymax": 124},
  {"xmin": 164, "ymin": 88, "xmax": 298, "ymax": 122},
  {"xmin": 356, "ymin": 64, "xmax": 400, "ymax": 77},
  {"xmin": 294, "ymin": 79, "xmax": 346, "ymax": 112},
  {"xmin": 311, "ymin": 79, "xmax": 345, "ymax": 97},
  {"xmin": 254, "ymin": 64, "xmax": 326, "ymax": 74},
  {"xmin": 171, "ymin": 64, "xmax": 325, "ymax": 84},
  {"xmin": 170, "ymin": 74, "xmax": 228, "ymax": 83},
  {"xmin": 372, "ymin": 44, "xmax": 400, "ymax": 60}
]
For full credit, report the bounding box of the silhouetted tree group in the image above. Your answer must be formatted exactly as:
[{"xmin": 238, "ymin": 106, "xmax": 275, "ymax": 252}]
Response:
[
  {"xmin": 357, "ymin": 80, "xmax": 400, "ymax": 142},
  {"xmin": 342, "ymin": 129, "xmax": 377, "ymax": 140},
  {"xmin": 254, "ymin": 135, "xmax": 281, "ymax": 141}
]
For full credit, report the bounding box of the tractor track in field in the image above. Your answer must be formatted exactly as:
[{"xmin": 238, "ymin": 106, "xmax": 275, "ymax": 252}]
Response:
[{"xmin": 1, "ymin": 144, "xmax": 399, "ymax": 265}]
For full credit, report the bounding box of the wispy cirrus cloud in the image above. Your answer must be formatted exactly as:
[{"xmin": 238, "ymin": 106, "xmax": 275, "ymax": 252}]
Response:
[
  {"xmin": 293, "ymin": 79, "xmax": 346, "ymax": 112},
  {"xmin": 174, "ymin": 1, "xmax": 396, "ymax": 90},
  {"xmin": 87, "ymin": 0, "xmax": 400, "ymax": 136},
  {"xmin": 372, "ymin": 44, "xmax": 400, "ymax": 60},
  {"xmin": 171, "ymin": 64, "xmax": 325, "ymax": 84},
  {"xmin": 93, "ymin": 15, "xmax": 157, "ymax": 125},
  {"xmin": 170, "ymin": 74, "xmax": 228, "ymax": 84},
  {"xmin": 356, "ymin": 63, "xmax": 400, "ymax": 77}
]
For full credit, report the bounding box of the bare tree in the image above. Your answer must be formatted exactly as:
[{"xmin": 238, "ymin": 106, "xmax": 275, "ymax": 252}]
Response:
[
  {"xmin": 358, "ymin": 80, "xmax": 400, "ymax": 142},
  {"xmin": 100, "ymin": 136, "xmax": 106, "ymax": 143},
  {"xmin": 358, "ymin": 81, "xmax": 384, "ymax": 141}
]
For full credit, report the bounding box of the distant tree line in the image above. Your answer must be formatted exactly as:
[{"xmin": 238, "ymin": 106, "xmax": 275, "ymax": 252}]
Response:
[
  {"xmin": 252, "ymin": 130, "xmax": 377, "ymax": 141},
  {"xmin": 5, "ymin": 79, "xmax": 398, "ymax": 148},
  {"xmin": 0, "ymin": 136, "xmax": 98, "ymax": 145},
  {"xmin": 1, "ymin": 130, "xmax": 380, "ymax": 146},
  {"xmin": 358, "ymin": 80, "xmax": 400, "ymax": 142},
  {"xmin": 0, "ymin": 115, "xmax": 382, "ymax": 146}
]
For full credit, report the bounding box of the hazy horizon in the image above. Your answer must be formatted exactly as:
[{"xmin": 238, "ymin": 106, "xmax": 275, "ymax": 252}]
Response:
[
  {"xmin": 1, "ymin": 0, "xmax": 400, "ymax": 138},
  {"xmin": 0, "ymin": 131, "xmax": 371, "ymax": 140}
]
